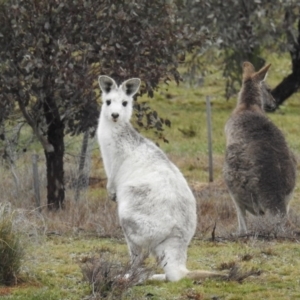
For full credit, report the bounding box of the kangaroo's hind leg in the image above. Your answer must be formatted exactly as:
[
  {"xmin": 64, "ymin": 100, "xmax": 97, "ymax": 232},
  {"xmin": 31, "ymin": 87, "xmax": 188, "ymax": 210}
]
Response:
[
  {"xmin": 123, "ymin": 231, "xmax": 148, "ymax": 269},
  {"xmin": 235, "ymin": 203, "xmax": 247, "ymax": 234},
  {"xmin": 151, "ymin": 237, "xmax": 189, "ymax": 282},
  {"xmin": 229, "ymin": 192, "xmax": 247, "ymax": 234},
  {"xmin": 119, "ymin": 215, "xmax": 148, "ymax": 267},
  {"xmin": 119, "ymin": 233, "xmax": 151, "ymax": 283}
]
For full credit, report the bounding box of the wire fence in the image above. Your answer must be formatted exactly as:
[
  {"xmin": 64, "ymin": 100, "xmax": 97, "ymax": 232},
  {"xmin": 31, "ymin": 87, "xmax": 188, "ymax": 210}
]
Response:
[
  {"xmin": 0, "ymin": 96, "xmax": 215, "ymax": 211},
  {"xmin": 0, "ymin": 127, "xmax": 97, "ymax": 210}
]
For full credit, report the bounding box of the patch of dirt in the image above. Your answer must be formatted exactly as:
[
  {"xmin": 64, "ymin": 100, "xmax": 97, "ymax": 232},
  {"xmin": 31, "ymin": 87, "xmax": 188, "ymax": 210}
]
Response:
[
  {"xmin": 0, "ymin": 282, "xmax": 42, "ymax": 296},
  {"xmin": 0, "ymin": 287, "xmax": 12, "ymax": 296}
]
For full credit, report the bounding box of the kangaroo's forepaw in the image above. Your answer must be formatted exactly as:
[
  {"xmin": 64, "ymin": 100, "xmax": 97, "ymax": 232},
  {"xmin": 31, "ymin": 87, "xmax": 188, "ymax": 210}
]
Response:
[{"xmin": 107, "ymin": 190, "xmax": 117, "ymax": 201}]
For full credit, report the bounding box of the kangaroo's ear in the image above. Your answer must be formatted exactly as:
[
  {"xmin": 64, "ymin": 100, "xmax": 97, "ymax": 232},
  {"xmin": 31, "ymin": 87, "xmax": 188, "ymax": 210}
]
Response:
[
  {"xmin": 242, "ymin": 61, "xmax": 255, "ymax": 80},
  {"xmin": 98, "ymin": 75, "xmax": 118, "ymax": 94},
  {"xmin": 253, "ymin": 63, "xmax": 271, "ymax": 82},
  {"xmin": 121, "ymin": 78, "xmax": 141, "ymax": 97}
]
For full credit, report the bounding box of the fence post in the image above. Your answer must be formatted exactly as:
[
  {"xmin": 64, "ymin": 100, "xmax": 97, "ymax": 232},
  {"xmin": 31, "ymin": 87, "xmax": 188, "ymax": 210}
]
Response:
[
  {"xmin": 32, "ymin": 154, "xmax": 41, "ymax": 212},
  {"xmin": 206, "ymin": 96, "xmax": 213, "ymax": 182},
  {"xmin": 74, "ymin": 131, "xmax": 90, "ymax": 201}
]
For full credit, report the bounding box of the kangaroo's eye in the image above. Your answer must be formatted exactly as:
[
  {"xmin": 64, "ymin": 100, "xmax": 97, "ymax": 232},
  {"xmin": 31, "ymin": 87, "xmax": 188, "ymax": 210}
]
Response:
[
  {"xmin": 106, "ymin": 100, "xmax": 111, "ymax": 106},
  {"xmin": 122, "ymin": 101, "xmax": 128, "ymax": 107}
]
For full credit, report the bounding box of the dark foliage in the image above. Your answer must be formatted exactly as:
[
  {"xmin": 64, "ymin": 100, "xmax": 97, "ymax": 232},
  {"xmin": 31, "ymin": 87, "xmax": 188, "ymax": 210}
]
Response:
[
  {"xmin": 134, "ymin": 101, "xmax": 171, "ymax": 143},
  {"xmin": 181, "ymin": 0, "xmax": 300, "ymax": 103},
  {"xmin": 0, "ymin": 0, "xmax": 207, "ymax": 209}
]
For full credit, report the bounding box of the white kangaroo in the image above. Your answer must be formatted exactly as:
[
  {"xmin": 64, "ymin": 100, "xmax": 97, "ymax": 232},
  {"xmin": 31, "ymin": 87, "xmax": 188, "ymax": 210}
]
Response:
[
  {"xmin": 224, "ymin": 62, "xmax": 297, "ymax": 234},
  {"xmin": 96, "ymin": 75, "xmax": 224, "ymax": 282}
]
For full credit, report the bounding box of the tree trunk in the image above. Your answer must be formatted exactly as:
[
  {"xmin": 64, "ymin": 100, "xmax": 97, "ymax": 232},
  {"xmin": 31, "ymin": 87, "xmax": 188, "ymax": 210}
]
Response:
[
  {"xmin": 271, "ymin": 71, "xmax": 300, "ymax": 106},
  {"xmin": 44, "ymin": 95, "xmax": 65, "ymax": 210},
  {"xmin": 74, "ymin": 130, "xmax": 90, "ymax": 201},
  {"xmin": 271, "ymin": 16, "xmax": 300, "ymax": 106}
]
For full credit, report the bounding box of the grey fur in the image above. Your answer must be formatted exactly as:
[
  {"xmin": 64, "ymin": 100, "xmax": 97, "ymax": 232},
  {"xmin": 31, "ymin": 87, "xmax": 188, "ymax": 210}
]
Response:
[{"xmin": 223, "ymin": 62, "xmax": 297, "ymax": 234}]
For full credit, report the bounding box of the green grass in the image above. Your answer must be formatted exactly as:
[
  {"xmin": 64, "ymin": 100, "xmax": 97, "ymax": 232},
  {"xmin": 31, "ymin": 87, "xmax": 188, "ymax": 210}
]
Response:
[
  {"xmin": 1, "ymin": 51, "xmax": 300, "ymax": 299},
  {"xmin": 3, "ymin": 237, "xmax": 300, "ymax": 299}
]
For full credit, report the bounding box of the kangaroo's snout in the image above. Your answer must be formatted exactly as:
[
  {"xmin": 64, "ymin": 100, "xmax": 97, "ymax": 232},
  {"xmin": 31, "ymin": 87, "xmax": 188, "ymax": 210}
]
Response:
[
  {"xmin": 264, "ymin": 101, "xmax": 277, "ymax": 112},
  {"xmin": 264, "ymin": 104, "xmax": 276, "ymax": 112},
  {"xmin": 111, "ymin": 113, "xmax": 119, "ymax": 121}
]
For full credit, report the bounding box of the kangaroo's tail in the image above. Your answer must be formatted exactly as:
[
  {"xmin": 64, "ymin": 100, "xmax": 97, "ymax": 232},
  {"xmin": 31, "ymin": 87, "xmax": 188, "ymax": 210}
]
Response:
[{"xmin": 149, "ymin": 269, "xmax": 227, "ymax": 282}]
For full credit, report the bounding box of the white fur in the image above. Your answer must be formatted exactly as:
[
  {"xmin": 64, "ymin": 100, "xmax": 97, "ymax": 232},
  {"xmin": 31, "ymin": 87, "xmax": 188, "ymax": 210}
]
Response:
[{"xmin": 96, "ymin": 75, "xmax": 197, "ymax": 282}]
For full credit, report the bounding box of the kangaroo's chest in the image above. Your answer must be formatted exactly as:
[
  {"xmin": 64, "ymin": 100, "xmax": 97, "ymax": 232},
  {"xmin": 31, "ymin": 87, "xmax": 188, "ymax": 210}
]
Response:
[{"xmin": 97, "ymin": 124, "xmax": 118, "ymax": 174}]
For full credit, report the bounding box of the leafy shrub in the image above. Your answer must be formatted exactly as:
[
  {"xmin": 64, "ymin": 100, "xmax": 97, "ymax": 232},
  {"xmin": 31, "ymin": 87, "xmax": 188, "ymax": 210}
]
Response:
[
  {"xmin": 81, "ymin": 252, "xmax": 152, "ymax": 299},
  {"xmin": 0, "ymin": 202, "xmax": 24, "ymax": 285}
]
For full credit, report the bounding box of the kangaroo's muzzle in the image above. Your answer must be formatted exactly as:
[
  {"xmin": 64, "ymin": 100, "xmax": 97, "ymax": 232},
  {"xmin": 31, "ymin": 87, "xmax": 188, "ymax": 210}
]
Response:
[{"xmin": 111, "ymin": 113, "xmax": 119, "ymax": 122}]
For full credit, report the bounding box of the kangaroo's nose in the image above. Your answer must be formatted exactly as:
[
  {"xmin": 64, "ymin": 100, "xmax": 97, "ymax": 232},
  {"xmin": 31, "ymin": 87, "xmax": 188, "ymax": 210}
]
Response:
[{"xmin": 111, "ymin": 113, "xmax": 119, "ymax": 119}]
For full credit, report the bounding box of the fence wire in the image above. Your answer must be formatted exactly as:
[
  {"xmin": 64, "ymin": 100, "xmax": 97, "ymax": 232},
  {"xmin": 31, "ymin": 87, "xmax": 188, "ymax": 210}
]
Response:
[{"xmin": 0, "ymin": 129, "xmax": 97, "ymax": 209}]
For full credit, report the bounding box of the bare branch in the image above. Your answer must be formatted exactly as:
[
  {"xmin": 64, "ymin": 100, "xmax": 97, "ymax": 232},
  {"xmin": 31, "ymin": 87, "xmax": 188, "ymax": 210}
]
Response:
[{"xmin": 16, "ymin": 98, "xmax": 54, "ymax": 153}]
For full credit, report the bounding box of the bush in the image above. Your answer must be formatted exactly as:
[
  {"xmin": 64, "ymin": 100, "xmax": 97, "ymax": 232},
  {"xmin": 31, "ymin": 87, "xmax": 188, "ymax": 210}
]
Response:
[
  {"xmin": 81, "ymin": 252, "xmax": 153, "ymax": 299},
  {"xmin": 0, "ymin": 202, "xmax": 24, "ymax": 285}
]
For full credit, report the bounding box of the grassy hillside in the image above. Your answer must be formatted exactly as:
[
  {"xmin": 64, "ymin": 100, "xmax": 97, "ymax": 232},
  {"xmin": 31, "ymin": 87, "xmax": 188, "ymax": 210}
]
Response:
[{"xmin": 0, "ymin": 53, "xmax": 300, "ymax": 299}]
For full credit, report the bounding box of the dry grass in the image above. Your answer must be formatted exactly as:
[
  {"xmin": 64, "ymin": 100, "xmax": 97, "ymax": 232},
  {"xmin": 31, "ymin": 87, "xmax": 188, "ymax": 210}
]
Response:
[
  {"xmin": 81, "ymin": 253, "xmax": 153, "ymax": 300},
  {"xmin": 192, "ymin": 178, "xmax": 300, "ymax": 241},
  {"xmin": 0, "ymin": 203, "xmax": 24, "ymax": 286},
  {"xmin": 43, "ymin": 198, "xmax": 122, "ymax": 238}
]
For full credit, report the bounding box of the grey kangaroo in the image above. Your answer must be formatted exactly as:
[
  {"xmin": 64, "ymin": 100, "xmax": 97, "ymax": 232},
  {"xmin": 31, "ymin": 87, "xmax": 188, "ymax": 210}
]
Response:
[{"xmin": 224, "ymin": 62, "xmax": 297, "ymax": 234}]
